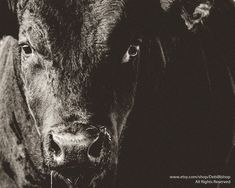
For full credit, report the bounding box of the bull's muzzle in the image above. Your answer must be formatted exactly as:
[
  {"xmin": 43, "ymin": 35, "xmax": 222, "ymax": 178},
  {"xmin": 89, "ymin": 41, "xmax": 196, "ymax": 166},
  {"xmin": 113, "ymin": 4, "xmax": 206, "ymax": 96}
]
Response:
[{"xmin": 44, "ymin": 124, "xmax": 110, "ymax": 169}]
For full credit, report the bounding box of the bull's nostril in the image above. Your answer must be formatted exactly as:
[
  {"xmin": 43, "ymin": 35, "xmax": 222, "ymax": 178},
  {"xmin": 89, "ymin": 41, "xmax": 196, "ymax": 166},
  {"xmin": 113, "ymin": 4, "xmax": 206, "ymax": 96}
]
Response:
[
  {"xmin": 88, "ymin": 134, "xmax": 104, "ymax": 160},
  {"xmin": 49, "ymin": 134, "xmax": 62, "ymax": 157},
  {"xmin": 86, "ymin": 127, "xmax": 99, "ymax": 137}
]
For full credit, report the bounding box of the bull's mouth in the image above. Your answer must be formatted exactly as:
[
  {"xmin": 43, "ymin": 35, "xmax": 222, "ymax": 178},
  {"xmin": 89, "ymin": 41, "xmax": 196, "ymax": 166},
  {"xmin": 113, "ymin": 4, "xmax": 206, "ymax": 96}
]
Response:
[
  {"xmin": 47, "ymin": 149, "xmax": 107, "ymax": 188},
  {"xmin": 49, "ymin": 164, "xmax": 114, "ymax": 188},
  {"xmin": 50, "ymin": 168, "xmax": 98, "ymax": 188},
  {"xmin": 51, "ymin": 170, "xmax": 81, "ymax": 188},
  {"xmin": 50, "ymin": 169, "xmax": 92, "ymax": 188}
]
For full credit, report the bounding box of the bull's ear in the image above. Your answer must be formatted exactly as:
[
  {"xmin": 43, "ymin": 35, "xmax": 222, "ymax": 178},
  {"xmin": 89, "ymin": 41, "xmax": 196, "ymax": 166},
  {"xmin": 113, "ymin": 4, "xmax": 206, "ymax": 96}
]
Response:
[
  {"xmin": 0, "ymin": 0, "xmax": 19, "ymax": 39},
  {"xmin": 160, "ymin": 0, "xmax": 214, "ymax": 31}
]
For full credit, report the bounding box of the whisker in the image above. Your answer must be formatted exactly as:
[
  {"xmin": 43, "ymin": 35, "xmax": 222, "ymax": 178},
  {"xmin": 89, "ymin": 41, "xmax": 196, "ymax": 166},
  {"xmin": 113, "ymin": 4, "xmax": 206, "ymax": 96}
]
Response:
[
  {"xmin": 65, "ymin": 178, "xmax": 73, "ymax": 188},
  {"xmin": 74, "ymin": 176, "xmax": 80, "ymax": 185},
  {"xmin": 51, "ymin": 171, "xmax": 53, "ymax": 188}
]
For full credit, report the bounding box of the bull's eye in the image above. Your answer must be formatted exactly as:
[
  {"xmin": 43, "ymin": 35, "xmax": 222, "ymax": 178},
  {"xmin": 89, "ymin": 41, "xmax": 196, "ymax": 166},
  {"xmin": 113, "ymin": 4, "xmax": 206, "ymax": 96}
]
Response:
[
  {"xmin": 122, "ymin": 45, "xmax": 140, "ymax": 64},
  {"xmin": 20, "ymin": 44, "xmax": 33, "ymax": 55},
  {"xmin": 128, "ymin": 45, "xmax": 139, "ymax": 57}
]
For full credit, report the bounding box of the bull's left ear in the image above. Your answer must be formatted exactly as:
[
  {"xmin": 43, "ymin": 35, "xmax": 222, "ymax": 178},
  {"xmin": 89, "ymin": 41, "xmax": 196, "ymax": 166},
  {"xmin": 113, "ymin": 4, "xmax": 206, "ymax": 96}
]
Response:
[
  {"xmin": 0, "ymin": 0, "xmax": 19, "ymax": 39},
  {"xmin": 160, "ymin": 0, "xmax": 214, "ymax": 31},
  {"xmin": 181, "ymin": 1, "xmax": 213, "ymax": 31}
]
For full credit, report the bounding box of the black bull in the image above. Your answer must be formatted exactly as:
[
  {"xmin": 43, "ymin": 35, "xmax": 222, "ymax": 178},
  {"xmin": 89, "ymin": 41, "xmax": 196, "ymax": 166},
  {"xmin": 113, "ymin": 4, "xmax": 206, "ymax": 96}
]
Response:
[
  {"xmin": 1, "ymin": 0, "xmax": 235, "ymax": 188},
  {"xmin": 0, "ymin": 0, "xmax": 159, "ymax": 187}
]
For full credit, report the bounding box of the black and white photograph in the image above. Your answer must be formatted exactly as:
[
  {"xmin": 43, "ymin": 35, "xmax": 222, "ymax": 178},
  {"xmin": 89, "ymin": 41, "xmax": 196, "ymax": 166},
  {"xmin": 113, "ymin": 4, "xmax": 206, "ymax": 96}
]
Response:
[{"xmin": 0, "ymin": 0, "xmax": 235, "ymax": 187}]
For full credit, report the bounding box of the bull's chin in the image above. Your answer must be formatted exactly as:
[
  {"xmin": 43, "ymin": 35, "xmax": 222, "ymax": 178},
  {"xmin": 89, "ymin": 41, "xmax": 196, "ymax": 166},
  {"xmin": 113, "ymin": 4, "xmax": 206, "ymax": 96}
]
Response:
[
  {"xmin": 50, "ymin": 169, "xmax": 95, "ymax": 188},
  {"xmin": 51, "ymin": 170, "xmax": 86, "ymax": 188},
  {"xmin": 49, "ymin": 167, "xmax": 113, "ymax": 188}
]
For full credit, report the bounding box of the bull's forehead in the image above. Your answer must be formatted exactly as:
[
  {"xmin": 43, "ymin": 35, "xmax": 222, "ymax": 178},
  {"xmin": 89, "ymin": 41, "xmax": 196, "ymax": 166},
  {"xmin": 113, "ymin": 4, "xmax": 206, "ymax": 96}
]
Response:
[{"xmin": 18, "ymin": 0, "xmax": 126, "ymax": 63}]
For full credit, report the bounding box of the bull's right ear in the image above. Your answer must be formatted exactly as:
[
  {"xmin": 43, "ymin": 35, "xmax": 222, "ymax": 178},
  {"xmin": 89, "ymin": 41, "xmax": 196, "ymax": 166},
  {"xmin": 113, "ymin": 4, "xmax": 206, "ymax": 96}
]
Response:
[{"xmin": 0, "ymin": 0, "xmax": 19, "ymax": 39}]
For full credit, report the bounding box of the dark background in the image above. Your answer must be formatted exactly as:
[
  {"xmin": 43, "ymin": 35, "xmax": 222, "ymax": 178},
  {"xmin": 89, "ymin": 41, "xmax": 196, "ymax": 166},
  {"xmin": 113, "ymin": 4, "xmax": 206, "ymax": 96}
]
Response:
[{"xmin": 0, "ymin": 0, "xmax": 18, "ymax": 39}]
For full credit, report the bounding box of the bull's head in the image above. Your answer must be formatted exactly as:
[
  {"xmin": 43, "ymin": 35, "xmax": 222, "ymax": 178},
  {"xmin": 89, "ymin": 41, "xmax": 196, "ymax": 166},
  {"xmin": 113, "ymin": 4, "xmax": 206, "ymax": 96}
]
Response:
[{"xmin": 13, "ymin": 0, "xmax": 141, "ymax": 187}]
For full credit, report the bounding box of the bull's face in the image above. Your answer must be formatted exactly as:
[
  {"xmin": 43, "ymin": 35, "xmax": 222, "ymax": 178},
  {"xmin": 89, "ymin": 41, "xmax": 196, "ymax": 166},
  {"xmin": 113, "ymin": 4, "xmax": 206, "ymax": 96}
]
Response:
[{"xmin": 17, "ymin": 0, "xmax": 141, "ymax": 187}]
